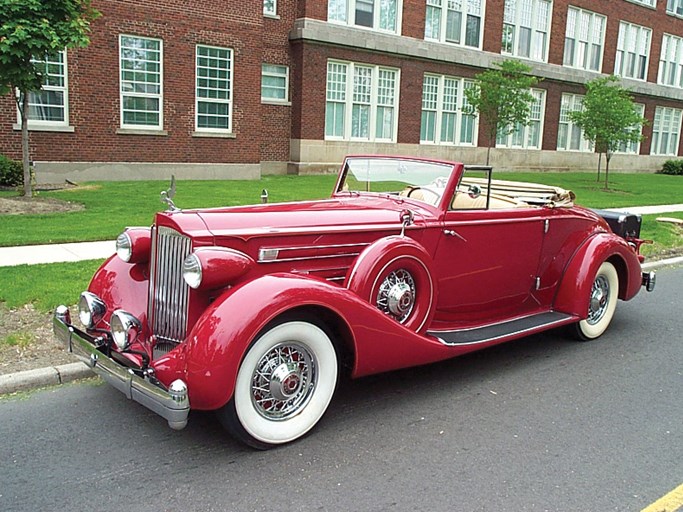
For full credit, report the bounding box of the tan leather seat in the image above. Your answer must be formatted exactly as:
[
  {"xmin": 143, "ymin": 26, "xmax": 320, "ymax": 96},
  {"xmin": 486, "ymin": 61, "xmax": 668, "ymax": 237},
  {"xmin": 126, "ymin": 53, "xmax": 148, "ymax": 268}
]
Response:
[{"xmin": 451, "ymin": 191, "xmax": 525, "ymax": 210}]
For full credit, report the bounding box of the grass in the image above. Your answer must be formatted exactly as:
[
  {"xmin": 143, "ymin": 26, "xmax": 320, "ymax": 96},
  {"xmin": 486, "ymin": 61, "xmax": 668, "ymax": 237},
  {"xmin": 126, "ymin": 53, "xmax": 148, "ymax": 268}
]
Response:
[
  {"xmin": 2, "ymin": 332, "xmax": 33, "ymax": 348},
  {"xmin": 0, "ymin": 260, "xmax": 104, "ymax": 312}
]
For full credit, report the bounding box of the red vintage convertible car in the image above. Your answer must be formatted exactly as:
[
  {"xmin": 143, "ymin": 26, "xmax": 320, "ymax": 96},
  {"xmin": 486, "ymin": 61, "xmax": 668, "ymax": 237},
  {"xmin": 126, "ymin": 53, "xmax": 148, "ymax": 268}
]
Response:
[{"xmin": 54, "ymin": 155, "xmax": 655, "ymax": 449}]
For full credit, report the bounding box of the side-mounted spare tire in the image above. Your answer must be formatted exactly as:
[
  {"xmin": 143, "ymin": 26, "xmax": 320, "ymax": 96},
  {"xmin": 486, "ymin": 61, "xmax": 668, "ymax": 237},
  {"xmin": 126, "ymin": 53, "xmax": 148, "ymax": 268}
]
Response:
[{"xmin": 345, "ymin": 236, "xmax": 437, "ymax": 333}]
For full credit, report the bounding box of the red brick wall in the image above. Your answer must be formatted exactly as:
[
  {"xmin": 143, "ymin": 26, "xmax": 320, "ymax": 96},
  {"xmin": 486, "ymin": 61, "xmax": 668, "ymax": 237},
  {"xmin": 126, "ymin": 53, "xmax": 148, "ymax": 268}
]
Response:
[{"xmin": 0, "ymin": 0, "xmax": 264, "ymax": 164}]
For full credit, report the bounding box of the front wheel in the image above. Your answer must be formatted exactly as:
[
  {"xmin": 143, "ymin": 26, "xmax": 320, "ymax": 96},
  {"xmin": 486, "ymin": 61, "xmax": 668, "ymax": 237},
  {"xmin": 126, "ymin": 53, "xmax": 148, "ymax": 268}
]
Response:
[
  {"xmin": 217, "ymin": 320, "xmax": 338, "ymax": 449},
  {"xmin": 571, "ymin": 261, "xmax": 619, "ymax": 341}
]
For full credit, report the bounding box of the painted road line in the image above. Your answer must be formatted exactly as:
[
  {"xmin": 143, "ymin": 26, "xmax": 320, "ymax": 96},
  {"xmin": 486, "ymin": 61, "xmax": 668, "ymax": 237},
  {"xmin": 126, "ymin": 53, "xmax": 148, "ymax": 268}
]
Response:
[{"xmin": 641, "ymin": 483, "xmax": 683, "ymax": 512}]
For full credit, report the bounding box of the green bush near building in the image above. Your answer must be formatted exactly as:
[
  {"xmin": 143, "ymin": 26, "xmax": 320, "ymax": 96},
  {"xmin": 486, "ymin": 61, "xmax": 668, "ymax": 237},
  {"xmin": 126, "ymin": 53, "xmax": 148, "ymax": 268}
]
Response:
[{"xmin": 0, "ymin": 155, "xmax": 22, "ymax": 187}]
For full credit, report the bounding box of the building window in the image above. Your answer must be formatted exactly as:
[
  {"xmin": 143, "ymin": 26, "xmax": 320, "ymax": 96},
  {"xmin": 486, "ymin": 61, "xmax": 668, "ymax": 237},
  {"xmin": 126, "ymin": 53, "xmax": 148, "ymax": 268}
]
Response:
[
  {"xmin": 196, "ymin": 45, "xmax": 233, "ymax": 132},
  {"xmin": 631, "ymin": 0, "xmax": 655, "ymax": 6},
  {"xmin": 501, "ymin": 0, "xmax": 551, "ymax": 62},
  {"xmin": 25, "ymin": 50, "xmax": 68, "ymax": 125},
  {"xmin": 666, "ymin": 0, "xmax": 683, "ymax": 15},
  {"xmin": 325, "ymin": 61, "xmax": 399, "ymax": 141},
  {"xmin": 496, "ymin": 89, "xmax": 545, "ymax": 149},
  {"xmin": 420, "ymin": 74, "xmax": 477, "ymax": 146},
  {"xmin": 563, "ymin": 7, "xmax": 606, "ymax": 72},
  {"xmin": 261, "ymin": 64, "xmax": 289, "ymax": 103},
  {"xmin": 616, "ymin": 103, "xmax": 645, "ymax": 154},
  {"xmin": 651, "ymin": 106, "xmax": 682, "ymax": 155},
  {"xmin": 557, "ymin": 93, "xmax": 592, "ymax": 152},
  {"xmin": 264, "ymin": 0, "xmax": 277, "ymax": 16},
  {"xmin": 120, "ymin": 35, "xmax": 162, "ymax": 129},
  {"xmin": 658, "ymin": 33, "xmax": 683, "ymax": 87},
  {"xmin": 328, "ymin": 0, "xmax": 400, "ymax": 33},
  {"xmin": 615, "ymin": 22, "xmax": 651, "ymax": 81},
  {"xmin": 424, "ymin": 0, "xmax": 483, "ymax": 49}
]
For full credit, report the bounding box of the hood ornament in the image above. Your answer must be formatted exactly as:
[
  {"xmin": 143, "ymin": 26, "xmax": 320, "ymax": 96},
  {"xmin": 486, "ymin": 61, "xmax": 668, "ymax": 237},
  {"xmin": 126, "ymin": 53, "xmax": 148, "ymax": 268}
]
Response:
[{"xmin": 160, "ymin": 175, "xmax": 180, "ymax": 212}]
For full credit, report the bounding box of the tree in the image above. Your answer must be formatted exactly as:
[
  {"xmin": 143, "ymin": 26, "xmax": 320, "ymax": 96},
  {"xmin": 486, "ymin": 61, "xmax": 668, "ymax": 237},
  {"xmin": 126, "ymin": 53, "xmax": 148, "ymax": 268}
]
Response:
[
  {"xmin": 0, "ymin": 0, "xmax": 100, "ymax": 197},
  {"xmin": 569, "ymin": 75, "xmax": 646, "ymax": 190},
  {"xmin": 464, "ymin": 59, "xmax": 540, "ymax": 165}
]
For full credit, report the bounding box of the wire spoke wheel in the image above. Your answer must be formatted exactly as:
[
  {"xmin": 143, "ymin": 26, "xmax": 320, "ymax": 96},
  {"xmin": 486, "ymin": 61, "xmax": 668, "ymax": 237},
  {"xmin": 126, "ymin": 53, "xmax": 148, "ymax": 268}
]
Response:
[
  {"xmin": 376, "ymin": 268, "xmax": 416, "ymax": 323},
  {"xmin": 572, "ymin": 261, "xmax": 619, "ymax": 341}
]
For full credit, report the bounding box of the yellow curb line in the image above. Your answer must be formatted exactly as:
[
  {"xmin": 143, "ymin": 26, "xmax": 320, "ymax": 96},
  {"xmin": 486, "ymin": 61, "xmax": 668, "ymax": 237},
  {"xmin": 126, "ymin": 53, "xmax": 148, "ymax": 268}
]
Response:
[{"xmin": 641, "ymin": 483, "xmax": 683, "ymax": 512}]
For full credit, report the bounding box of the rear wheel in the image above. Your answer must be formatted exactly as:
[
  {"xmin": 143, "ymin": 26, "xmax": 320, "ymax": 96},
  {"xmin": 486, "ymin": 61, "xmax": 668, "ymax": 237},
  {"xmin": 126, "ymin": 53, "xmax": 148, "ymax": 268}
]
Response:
[
  {"xmin": 217, "ymin": 320, "xmax": 338, "ymax": 449},
  {"xmin": 571, "ymin": 261, "xmax": 619, "ymax": 341}
]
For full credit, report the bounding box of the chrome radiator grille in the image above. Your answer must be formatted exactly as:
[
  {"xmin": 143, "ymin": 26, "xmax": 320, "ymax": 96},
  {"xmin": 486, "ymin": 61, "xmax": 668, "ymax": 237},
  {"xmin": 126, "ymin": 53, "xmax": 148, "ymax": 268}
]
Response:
[{"xmin": 148, "ymin": 226, "xmax": 192, "ymax": 344}]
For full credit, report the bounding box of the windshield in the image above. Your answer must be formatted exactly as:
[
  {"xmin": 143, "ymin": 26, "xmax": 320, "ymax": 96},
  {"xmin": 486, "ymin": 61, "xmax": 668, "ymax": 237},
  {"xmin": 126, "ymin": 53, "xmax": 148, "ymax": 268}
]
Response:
[{"xmin": 336, "ymin": 157, "xmax": 456, "ymax": 207}]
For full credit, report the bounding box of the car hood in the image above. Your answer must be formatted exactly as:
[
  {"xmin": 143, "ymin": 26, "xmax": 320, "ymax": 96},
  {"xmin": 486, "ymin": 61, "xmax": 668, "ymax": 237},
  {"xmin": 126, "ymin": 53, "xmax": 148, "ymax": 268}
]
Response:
[{"xmin": 158, "ymin": 196, "xmax": 431, "ymax": 242}]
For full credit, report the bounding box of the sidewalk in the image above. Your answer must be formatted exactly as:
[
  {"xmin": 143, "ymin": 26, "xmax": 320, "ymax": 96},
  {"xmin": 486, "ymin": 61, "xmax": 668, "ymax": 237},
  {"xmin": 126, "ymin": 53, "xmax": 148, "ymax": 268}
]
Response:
[{"xmin": 1, "ymin": 204, "xmax": 683, "ymax": 395}]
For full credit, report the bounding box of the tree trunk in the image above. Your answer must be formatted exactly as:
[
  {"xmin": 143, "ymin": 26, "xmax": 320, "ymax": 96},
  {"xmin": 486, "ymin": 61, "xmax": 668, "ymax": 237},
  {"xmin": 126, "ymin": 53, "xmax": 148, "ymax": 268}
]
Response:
[
  {"xmin": 20, "ymin": 91, "xmax": 32, "ymax": 198},
  {"xmin": 604, "ymin": 152, "xmax": 611, "ymax": 190},
  {"xmin": 597, "ymin": 152, "xmax": 602, "ymax": 182},
  {"xmin": 486, "ymin": 145, "xmax": 491, "ymax": 166}
]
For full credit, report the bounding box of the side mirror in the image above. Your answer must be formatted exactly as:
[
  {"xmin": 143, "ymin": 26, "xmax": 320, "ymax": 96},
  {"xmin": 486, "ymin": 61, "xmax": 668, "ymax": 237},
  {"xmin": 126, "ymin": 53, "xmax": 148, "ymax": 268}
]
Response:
[{"xmin": 467, "ymin": 184, "xmax": 481, "ymax": 199}]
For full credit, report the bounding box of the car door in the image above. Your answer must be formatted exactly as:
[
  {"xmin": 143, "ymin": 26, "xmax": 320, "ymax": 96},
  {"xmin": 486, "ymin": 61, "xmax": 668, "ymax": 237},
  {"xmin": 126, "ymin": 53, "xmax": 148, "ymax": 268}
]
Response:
[{"xmin": 432, "ymin": 206, "xmax": 547, "ymax": 325}]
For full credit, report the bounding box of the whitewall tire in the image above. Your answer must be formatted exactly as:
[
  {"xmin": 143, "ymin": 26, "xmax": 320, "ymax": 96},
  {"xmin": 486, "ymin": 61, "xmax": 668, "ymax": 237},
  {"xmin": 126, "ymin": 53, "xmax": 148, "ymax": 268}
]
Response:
[
  {"xmin": 572, "ymin": 261, "xmax": 619, "ymax": 341},
  {"xmin": 218, "ymin": 320, "xmax": 338, "ymax": 449}
]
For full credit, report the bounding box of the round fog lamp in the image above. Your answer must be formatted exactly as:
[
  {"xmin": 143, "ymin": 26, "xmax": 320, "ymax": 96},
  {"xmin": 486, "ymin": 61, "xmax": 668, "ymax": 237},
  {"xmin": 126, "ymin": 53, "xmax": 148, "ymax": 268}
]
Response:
[
  {"xmin": 110, "ymin": 310, "xmax": 142, "ymax": 351},
  {"xmin": 78, "ymin": 292, "xmax": 106, "ymax": 328},
  {"xmin": 115, "ymin": 232, "xmax": 133, "ymax": 262},
  {"xmin": 182, "ymin": 253, "xmax": 203, "ymax": 289}
]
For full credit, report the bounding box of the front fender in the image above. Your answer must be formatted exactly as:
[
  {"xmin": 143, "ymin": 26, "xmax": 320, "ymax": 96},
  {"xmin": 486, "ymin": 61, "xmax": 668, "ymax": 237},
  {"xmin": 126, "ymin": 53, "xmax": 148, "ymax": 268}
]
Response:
[
  {"xmin": 553, "ymin": 233, "xmax": 641, "ymax": 317},
  {"xmin": 183, "ymin": 273, "xmax": 460, "ymax": 411}
]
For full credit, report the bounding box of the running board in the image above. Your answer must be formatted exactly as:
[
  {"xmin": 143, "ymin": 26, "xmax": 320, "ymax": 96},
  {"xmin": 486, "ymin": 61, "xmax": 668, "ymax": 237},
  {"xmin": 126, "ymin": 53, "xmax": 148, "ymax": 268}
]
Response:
[{"xmin": 428, "ymin": 312, "xmax": 575, "ymax": 346}]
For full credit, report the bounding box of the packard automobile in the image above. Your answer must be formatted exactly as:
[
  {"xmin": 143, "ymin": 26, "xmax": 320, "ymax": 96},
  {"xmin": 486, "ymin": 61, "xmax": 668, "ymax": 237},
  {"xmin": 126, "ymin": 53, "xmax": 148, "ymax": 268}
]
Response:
[{"xmin": 54, "ymin": 155, "xmax": 655, "ymax": 449}]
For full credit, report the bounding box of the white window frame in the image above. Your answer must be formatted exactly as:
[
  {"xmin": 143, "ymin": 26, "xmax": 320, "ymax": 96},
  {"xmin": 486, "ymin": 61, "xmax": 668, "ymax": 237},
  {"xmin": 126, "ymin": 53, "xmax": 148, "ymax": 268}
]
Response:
[
  {"xmin": 658, "ymin": 33, "xmax": 683, "ymax": 87},
  {"xmin": 419, "ymin": 74, "xmax": 478, "ymax": 147},
  {"xmin": 327, "ymin": 0, "xmax": 402, "ymax": 34},
  {"xmin": 261, "ymin": 64, "xmax": 289, "ymax": 104},
  {"xmin": 557, "ymin": 93, "xmax": 593, "ymax": 152},
  {"xmin": 324, "ymin": 60, "xmax": 400, "ymax": 142},
  {"xmin": 16, "ymin": 50, "xmax": 70, "ymax": 130},
  {"xmin": 615, "ymin": 22, "xmax": 652, "ymax": 81},
  {"xmin": 651, "ymin": 106, "xmax": 682, "ymax": 155},
  {"xmin": 563, "ymin": 7, "xmax": 606, "ymax": 72},
  {"xmin": 616, "ymin": 103, "xmax": 645, "ymax": 155},
  {"xmin": 195, "ymin": 44, "xmax": 233, "ymax": 134},
  {"xmin": 496, "ymin": 88, "xmax": 546, "ymax": 149},
  {"xmin": 119, "ymin": 35, "xmax": 163, "ymax": 130},
  {"xmin": 629, "ymin": 0, "xmax": 655, "ymax": 6},
  {"xmin": 264, "ymin": 0, "xmax": 277, "ymax": 16},
  {"xmin": 501, "ymin": 0, "xmax": 552, "ymax": 62},
  {"xmin": 667, "ymin": 0, "xmax": 683, "ymax": 16},
  {"xmin": 424, "ymin": 0, "xmax": 484, "ymax": 49}
]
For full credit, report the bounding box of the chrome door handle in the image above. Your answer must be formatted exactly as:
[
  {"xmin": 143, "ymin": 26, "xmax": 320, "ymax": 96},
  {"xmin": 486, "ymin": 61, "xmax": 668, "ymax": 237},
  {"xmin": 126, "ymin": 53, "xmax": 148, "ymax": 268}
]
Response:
[{"xmin": 443, "ymin": 229, "xmax": 466, "ymax": 241}]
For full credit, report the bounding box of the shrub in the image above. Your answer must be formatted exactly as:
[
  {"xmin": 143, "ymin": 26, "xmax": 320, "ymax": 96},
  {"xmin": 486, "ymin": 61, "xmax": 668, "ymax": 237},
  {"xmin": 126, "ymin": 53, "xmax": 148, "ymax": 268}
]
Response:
[
  {"xmin": 659, "ymin": 159, "xmax": 683, "ymax": 176},
  {"xmin": 0, "ymin": 155, "xmax": 24, "ymax": 187}
]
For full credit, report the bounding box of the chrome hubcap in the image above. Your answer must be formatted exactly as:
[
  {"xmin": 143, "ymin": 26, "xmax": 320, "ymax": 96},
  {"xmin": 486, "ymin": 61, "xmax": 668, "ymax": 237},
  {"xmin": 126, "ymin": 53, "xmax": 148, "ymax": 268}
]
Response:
[
  {"xmin": 251, "ymin": 343, "xmax": 316, "ymax": 420},
  {"xmin": 587, "ymin": 275, "xmax": 610, "ymax": 325},
  {"xmin": 376, "ymin": 269, "xmax": 416, "ymax": 323}
]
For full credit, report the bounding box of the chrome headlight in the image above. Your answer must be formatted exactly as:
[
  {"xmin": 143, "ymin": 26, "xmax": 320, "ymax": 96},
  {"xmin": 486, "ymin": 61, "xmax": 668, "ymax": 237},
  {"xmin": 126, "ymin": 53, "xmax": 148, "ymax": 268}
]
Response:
[
  {"xmin": 78, "ymin": 292, "xmax": 107, "ymax": 328},
  {"xmin": 115, "ymin": 227, "xmax": 151, "ymax": 263},
  {"xmin": 110, "ymin": 310, "xmax": 142, "ymax": 351},
  {"xmin": 115, "ymin": 232, "xmax": 133, "ymax": 262},
  {"xmin": 182, "ymin": 253, "xmax": 203, "ymax": 289}
]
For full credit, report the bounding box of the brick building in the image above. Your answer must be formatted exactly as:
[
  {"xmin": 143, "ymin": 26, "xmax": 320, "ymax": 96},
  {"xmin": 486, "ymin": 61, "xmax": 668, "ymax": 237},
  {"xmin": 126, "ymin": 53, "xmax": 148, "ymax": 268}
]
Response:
[{"xmin": 2, "ymin": 0, "xmax": 683, "ymax": 182}]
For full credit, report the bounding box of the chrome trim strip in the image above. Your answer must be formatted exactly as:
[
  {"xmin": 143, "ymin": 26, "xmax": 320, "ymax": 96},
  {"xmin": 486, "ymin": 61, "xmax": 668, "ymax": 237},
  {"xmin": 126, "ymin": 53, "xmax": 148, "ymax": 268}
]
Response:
[
  {"xmin": 258, "ymin": 252, "xmax": 362, "ymax": 264},
  {"xmin": 265, "ymin": 242, "xmax": 371, "ymax": 253},
  {"xmin": 53, "ymin": 311, "xmax": 189, "ymax": 430}
]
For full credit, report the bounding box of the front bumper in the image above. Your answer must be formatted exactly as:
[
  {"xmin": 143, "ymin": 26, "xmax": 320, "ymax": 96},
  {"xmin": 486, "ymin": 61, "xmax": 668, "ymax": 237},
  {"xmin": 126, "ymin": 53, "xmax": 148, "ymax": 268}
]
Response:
[{"xmin": 53, "ymin": 306, "xmax": 190, "ymax": 430}]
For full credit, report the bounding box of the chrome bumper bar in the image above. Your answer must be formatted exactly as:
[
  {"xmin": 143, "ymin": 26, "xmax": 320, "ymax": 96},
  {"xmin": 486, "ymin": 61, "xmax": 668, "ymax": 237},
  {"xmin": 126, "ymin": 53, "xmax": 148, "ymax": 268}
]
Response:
[{"xmin": 53, "ymin": 306, "xmax": 190, "ymax": 430}]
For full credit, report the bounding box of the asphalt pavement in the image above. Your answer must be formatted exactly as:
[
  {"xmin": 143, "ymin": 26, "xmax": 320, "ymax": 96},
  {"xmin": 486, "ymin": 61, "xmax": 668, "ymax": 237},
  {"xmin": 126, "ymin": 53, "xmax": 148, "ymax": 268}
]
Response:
[{"xmin": 1, "ymin": 204, "xmax": 682, "ymax": 395}]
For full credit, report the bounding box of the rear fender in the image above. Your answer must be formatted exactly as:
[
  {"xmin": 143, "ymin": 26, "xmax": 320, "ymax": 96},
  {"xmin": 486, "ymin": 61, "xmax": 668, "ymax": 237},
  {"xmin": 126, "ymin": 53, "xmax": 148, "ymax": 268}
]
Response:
[{"xmin": 553, "ymin": 233, "xmax": 641, "ymax": 317}]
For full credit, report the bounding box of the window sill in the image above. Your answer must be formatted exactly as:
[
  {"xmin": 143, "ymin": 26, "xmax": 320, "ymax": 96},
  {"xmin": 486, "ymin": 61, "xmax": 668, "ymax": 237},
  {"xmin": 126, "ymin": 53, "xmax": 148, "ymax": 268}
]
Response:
[
  {"xmin": 192, "ymin": 131, "xmax": 236, "ymax": 138},
  {"xmin": 264, "ymin": 13, "xmax": 280, "ymax": 20},
  {"xmin": 261, "ymin": 99, "xmax": 291, "ymax": 106},
  {"xmin": 117, "ymin": 128, "xmax": 168, "ymax": 136},
  {"xmin": 13, "ymin": 123, "xmax": 75, "ymax": 133}
]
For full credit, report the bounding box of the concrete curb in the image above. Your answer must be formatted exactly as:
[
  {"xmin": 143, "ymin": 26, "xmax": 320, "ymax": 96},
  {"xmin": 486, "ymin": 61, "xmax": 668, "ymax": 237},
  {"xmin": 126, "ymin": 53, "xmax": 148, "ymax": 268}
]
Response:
[
  {"xmin": 0, "ymin": 362, "xmax": 93, "ymax": 395},
  {"xmin": 0, "ymin": 256, "xmax": 680, "ymax": 397}
]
